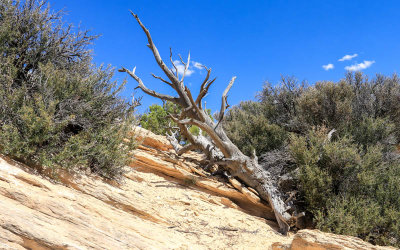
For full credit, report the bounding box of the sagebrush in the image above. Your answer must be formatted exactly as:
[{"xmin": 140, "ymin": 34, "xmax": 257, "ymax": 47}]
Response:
[
  {"xmin": 223, "ymin": 73, "xmax": 400, "ymax": 246},
  {"xmin": 0, "ymin": 0, "xmax": 137, "ymax": 179}
]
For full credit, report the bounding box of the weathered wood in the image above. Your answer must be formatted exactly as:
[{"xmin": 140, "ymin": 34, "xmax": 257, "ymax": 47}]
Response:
[{"xmin": 120, "ymin": 12, "xmax": 294, "ymax": 234}]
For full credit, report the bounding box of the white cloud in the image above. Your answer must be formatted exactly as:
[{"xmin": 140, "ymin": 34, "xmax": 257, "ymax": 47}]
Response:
[
  {"xmin": 192, "ymin": 61, "xmax": 203, "ymax": 70},
  {"xmin": 173, "ymin": 60, "xmax": 194, "ymax": 77},
  {"xmin": 338, "ymin": 53, "xmax": 358, "ymax": 62},
  {"xmin": 322, "ymin": 63, "xmax": 334, "ymax": 71},
  {"xmin": 344, "ymin": 60, "xmax": 375, "ymax": 71}
]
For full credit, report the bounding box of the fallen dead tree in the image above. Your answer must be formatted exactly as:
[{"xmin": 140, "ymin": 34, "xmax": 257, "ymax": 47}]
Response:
[{"xmin": 119, "ymin": 12, "xmax": 298, "ymax": 233}]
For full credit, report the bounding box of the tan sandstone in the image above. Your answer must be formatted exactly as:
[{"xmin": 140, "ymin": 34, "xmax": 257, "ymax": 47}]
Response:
[
  {"xmin": 271, "ymin": 229, "xmax": 396, "ymax": 250},
  {"xmin": 0, "ymin": 128, "xmax": 395, "ymax": 249}
]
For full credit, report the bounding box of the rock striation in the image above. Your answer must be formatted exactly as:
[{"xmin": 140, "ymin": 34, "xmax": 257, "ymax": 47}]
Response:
[{"xmin": 0, "ymin": 127, "xmax": 394, "ymax": 249}]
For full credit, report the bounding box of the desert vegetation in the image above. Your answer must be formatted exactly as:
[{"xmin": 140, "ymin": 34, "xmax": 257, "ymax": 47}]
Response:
[
  {"xmin": 0, "ymin": 0, "xmax": 137, "ymax": 178},
  {"xmin": 221, "ymin": 73, "xmax": 400, "ymax": 246},
  {"xmin": 142, "ymin": 72, "xmax": 400, "ymax": 246},
  {"xmin": 133, "ymin": 7, "xmax": 400, "ymax": 245},
  {"xmin": 141, "ymin": 72, "xmax": 400, "ymax": 246},
  {"xmin": 1, "ymin": 0, "xmax": 399, "ymax": 248}
]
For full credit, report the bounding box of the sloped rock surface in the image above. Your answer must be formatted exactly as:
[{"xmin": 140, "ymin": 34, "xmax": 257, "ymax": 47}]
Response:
[
  {"xmin": 0, "ymin": 128, "xmax": 395, "ymax": 249},
  {"xmin": 271, "ymin": 229, "xmax": 396, "ymax": 250},
  {"xmin": 0, "ymin": 128, "xmax": 290, "ymax": 249}
]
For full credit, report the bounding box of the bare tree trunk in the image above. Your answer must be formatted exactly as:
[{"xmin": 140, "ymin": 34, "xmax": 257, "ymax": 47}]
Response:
[
  {"xmin": 120, "ymin": 12, "xmax": 294, "ymax": 234},
  {"xmin": 171, "ymin": 115, "xmax": 292, "ymax": 233}
]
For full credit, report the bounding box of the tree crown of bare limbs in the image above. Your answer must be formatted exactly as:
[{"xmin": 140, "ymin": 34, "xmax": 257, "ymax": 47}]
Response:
[{"xmin": 119, "ymin": 11, "xmax": 235, "ymax": 137}]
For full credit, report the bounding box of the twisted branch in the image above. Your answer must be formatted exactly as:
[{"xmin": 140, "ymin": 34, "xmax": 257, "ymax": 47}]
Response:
[{"xmin": 119, "ymin": 67, "xmax": 180, "ymax": 104}]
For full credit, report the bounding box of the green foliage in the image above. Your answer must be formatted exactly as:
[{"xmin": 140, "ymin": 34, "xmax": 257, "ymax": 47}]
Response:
[
  {"xmin": 140, "ymin": 102, "xmax": 180, "ymax": 136},
  {"xmin": 225, "ymin": 73, "xmax": 400, "ymax": 156},
  {"xmin": 0, "ymin": 0, "xmax": 136, "ymax": 179},
  {"xmin": 314, "ymin": 196, "xmax": 382, "ymax": 242},
  {"xmin": 297, "ymin": 81, "xmax": 354, "ymax": 129},
  {"xmin": 140, "ymin": 101, "xmax": 213, "ymax": 141},
  {"xmin": 290, "ymin": 128, "xmax": 400, "ymax": 247},
  {"xmin": 344, "ymin": 117, "xmax": 396, "ymax": 151},
  {"xmin": 224, "ymin": 72, "xmax": 400, "ymax": 246},
  {"xmin": 257, "ymin": 76, "xmax": 306, "ymax": 133},
  {"xmin": 223, "ymin": 101, "xmax": 288, "ymax": 156}
]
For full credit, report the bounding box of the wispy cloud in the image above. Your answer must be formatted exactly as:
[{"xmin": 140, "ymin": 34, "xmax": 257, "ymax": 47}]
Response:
[
  {"xmin": 345, "ymin": 60, "xmax": 375, "ymax": 71},
  {"xmin": 322, "ymin": 63, "xmax": 334, "ymax": 71},
  {"xmin": 338, "ymin": 53, "xmax": 358, "ymax": 62},
  {"xmin": 171, "ymin": 60, "xmax": 204, "ymax": 77},
  {"xmin": 192, "ymin": 61, "xmax": 203, "ymax": 70},
  {"xmin": 173, "ymin": 60, "xmax": 194, "ymax": 77}
]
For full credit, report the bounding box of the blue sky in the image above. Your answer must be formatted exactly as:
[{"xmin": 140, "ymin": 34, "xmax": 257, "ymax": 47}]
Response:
[{"xmin": 50, "ymin": 0, "xmax": 400, "ymax": 113}]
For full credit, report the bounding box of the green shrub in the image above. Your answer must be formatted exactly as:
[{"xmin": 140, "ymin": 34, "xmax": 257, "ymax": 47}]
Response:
[
  {"xmin": 314, "ymin": 196, "xmax": 382, "ymax": 242},
  {"xmin": 223, "ymin": 101, "xmax": 288, "ymax": 156},
  {"xmin": 344, "ymin": 117, "xmax": 396, "ymax": 151},
  {"xmin": 226, "ymin": 73, "xmax": 400, "ymax": 154},
  {"xmin": 140, "ymin": 101, "xmax": 213, "ymax": 142},
  {"xmin": 290, "ymin": 127, "xmax": 400, "ymax": 247},
  {"xmin": 297, "ymin": 81, "xmax": 354, "ymax": 129},
  {"xmin": 140, "ymin": 102, "xmax": 180, "ymax": 136},
  {"xmin": 219, "ymin": 59, "xmax": 400, "ymax": 248},
  {"xmin": 257, "ymin": 76, "xmax": 306, "ymax": 133},
  {"xmin": 0, "ymin": 0, "xmax": 137, "ymax": 179}
]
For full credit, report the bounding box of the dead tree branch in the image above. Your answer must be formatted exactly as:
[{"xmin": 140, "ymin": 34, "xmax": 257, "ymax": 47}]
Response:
[
  {"xmin": 120, "ymin": 12, "xmax": 296, "ymax": 234},
  {"xmin": 170, "ymin": 48, "xmax": 178, "ymax": 77},
  {"xmin": 118, "ymin": 67, "xmax": 179, "ymax": 104},
  {"xmin": 215, "ymin": 76, "xmax": 236, "ymax": 129}
]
